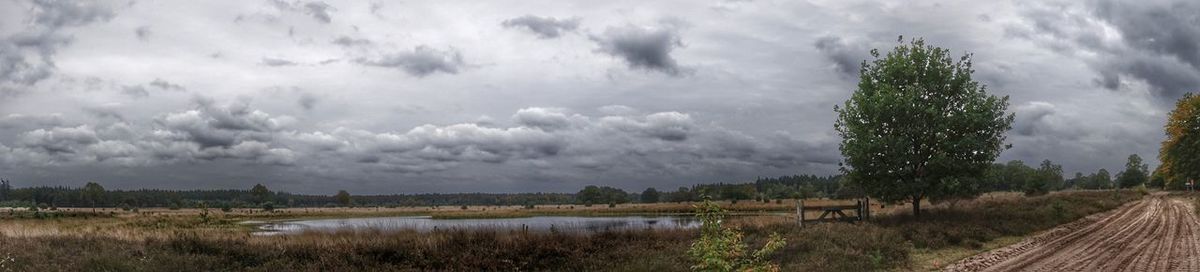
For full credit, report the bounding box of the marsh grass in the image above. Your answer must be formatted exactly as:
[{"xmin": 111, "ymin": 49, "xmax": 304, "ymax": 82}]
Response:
[{"xmin": 0, "ymin": 191, "xmax": 1143, "ymax": 271}]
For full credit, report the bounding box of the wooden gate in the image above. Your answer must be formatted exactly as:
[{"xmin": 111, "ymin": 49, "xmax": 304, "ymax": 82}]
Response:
[{"xmin": 797, "ymin": 198, "xmax": 870, "ymax": 226}]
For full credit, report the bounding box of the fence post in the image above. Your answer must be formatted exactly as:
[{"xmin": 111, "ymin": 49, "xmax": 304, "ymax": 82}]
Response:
[
  {"xmin": 864, "ymin": 197, "xmax": 871, "ymax": 221},
  {"xmin": 798, "ymin": 199, "xmax": 804, "ymax": 227},
  {"xmin": 857, "ymin": 200, "xmax": 863, "ymax": 221}
]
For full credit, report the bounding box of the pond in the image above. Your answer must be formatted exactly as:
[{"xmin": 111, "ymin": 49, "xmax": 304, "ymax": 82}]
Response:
[{"xmin": 254, "ymin": 215, "xmax": 701, "ymax": 235}]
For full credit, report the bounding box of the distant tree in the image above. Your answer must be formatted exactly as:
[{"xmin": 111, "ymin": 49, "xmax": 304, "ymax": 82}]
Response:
[
  {"xmin": 0, "ymin": 179, "xmax": 10, "ymax": 201},
  {"xmin": 640, "ymin": 187, "xmax": 660, "ymax": 203},
  {"xmin": 251, "ymin": 184, "xmax": 271, "ymax": 204},
  {"xmin": 575, "ymin": 185, "xmax": 629, "ymax": 205},
  {"xmin": 669, "ymin": 187, "xmax": 694, "ymax": 203},
  {"xmin": 835, "ymin": 37, "xmax": 1013, "ymax": 217},
  {"xmin": 81, "ymin": 182, "xmax": 105, "ymax": 212},
  {"xmin": 1070, "ymin": 172, "xmax": 1089, "ymax": 189},
  {"xmin": 1149, "ymin": 165, "xmax": 1167, "ymax": 189},
  {"xmin": 1117, "ymin": 154, "xmax": 1150, "ymax": 188},
  {"xmin": 719, "ymin": 184, "xmax": 756, "ymax": 201},
  {"xmin": 1091, "ymin": 169, "xmax": 1112, "ymax": 189},
  {"xmin": 335, "ymin": 190, "xmax": 352, "ymax": 207},
  {"xmin": 1160, "ymin": 93, "xmax": 1200, "ymax": 188},
  {"xmin": 1024, "ymin": 160, "xmax": 1063, "ymax": 196}
]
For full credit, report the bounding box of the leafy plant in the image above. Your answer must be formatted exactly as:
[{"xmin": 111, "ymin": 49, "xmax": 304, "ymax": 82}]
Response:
[{"xmin": 688, "ymin": 199, "xmax": 785, "ymax": 272}]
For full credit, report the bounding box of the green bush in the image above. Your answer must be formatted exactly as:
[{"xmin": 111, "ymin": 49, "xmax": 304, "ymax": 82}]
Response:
[{"xmin": 688, "ymin": 200, "xmax": 785, "ymax": 272}]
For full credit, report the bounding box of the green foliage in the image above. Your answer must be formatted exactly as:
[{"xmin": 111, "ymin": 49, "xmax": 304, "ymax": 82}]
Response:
[
  {"xmin": 250, "ymin": 184, "xmax": 271, "ymax": 204},
  {"xmin": 835, "ymin": 37, "xmax": 1013, "ymax": 217},
  {"xmin": 1116, "ymin": 154, "xmax": 1150, "ymax": 188},
  {"xmin": 1160, "ymin": 93, "xmax": 1200, "ymax": 188},
  {"xmin": 261, "ymin": 202, "xmax": 275, "ymax": 212},
  {"xmin": 1089, "ymin": 169, "xmax": 1113, "ymax": 189},
  {"xmin": 81, "ymin": 182, "xmax": 105, "ymax": 211},
  {"xmin": 334, "ymin": 190, "xmax": 352, "ymax": 207},
  {"xmin": 575, "ymin": 185, "xmax": 629, "ymax": 205},
  {"xmin": 641, "ymin": 188, "xmax": 660, "ymax": 203},
  {"xmin": 1150, "ymin": 166, "xmax": 1167, "ymax": 189},
  {"xmin": 1024, "ymin": 160, "xmax": 1063, "ymax": 196},
  {"xmin": 688, "ymin": 199, "xmax": 785, "ymax": 272}
]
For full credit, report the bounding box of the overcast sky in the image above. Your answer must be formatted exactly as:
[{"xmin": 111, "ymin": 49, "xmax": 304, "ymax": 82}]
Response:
[{"xmin": 0, "ymin": 0, "xmax": 1195, "ymax": 194}]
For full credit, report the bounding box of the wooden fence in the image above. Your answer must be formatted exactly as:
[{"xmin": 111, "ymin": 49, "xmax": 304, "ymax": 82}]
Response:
[{"xmin": 797, "ymin": 198, "xmax": 870, "ymax": 226}]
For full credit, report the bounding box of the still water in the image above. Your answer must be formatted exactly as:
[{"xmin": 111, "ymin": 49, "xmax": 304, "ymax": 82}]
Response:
[{"xmin": 255, "ymin": 215, "xmax": 701, "ymax": 235}]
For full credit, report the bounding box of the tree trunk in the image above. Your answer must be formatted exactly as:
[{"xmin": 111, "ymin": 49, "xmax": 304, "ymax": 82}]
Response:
[{"xmin": 911, "ymin": 196, "xmax": 922, "ymax": 218}]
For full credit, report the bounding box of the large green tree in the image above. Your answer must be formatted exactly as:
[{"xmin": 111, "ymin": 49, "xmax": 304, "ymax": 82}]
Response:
[
  {"xmin": 1116, "ymin": 154, "xmax": 1149, "ymax": 188},
  {"xmin": 835, "ymin": 37, "xmax": 1014, "ymax": 217},
  {"xmin": 1160, "ymin": 93, "xmax": 1200, "ymax": 188}
]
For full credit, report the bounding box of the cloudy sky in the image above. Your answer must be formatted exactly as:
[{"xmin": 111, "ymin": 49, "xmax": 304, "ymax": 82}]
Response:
[{"xmin": 0, "ymin": 0, "xmax": 1195, "ymax": 194}]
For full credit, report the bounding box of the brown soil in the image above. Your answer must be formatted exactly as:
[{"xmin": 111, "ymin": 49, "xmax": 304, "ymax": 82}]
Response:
[{"xmin": 945, "ymin": 195, "xmax": 1200, "ymax": 272}]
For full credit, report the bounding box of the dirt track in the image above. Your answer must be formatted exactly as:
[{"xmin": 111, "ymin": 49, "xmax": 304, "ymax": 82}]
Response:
[{"xmin": 946, "ymin": 195, "xmax": 1200, "ymax": 272}]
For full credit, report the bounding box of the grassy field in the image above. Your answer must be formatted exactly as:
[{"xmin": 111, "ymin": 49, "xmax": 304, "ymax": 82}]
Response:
[{"xmin": 0, "ymin": 190, "xmax": 1145, "ymax": 271}]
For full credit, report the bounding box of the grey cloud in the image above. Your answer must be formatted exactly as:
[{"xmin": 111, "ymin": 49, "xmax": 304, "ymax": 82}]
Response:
[
  {"xmin": 0, "ymin": 0, "xmax": 115, "ymax": 93},
  {"xmin": 135, "ymin": 26, "xmax": 151, "ymax": 41},
  {"xmin": 298, "ymin": 92, "xmax": 318, "ymax": 110},
  {"xmin": 29, "ymin": 0, "xmax": 115, "ymax": 28},
  {"xmin": 155, "ymin": 100, "xmax": 291, "ymax": 148},
  {"xmin": 120, "ymin": 79, "xmax": 186, "ymax": 98},
  {"xmin": 1013, "ymin": 101, "xmax": 1056, "ymax": 136},
  {"xmin": 1015, "ymin": 0, "xmax": 1200, "ymax": 99},
  {"xmin": 590, "ymin": 24, "xmax": 687, "ymax": 76},
  {"xmin": 0, "ymin": 114, "xmax": 64, "ymax": 130},
  {"xmin": 121, "ymin": 85, "xmax": 149, "ymax": 98},
  {"xmin": 814, "ymin": 36, "xmax": 868, "ymax": 78},
  {"xmin": 512, "ymin": 107, "xmax": 577, "ymax": 130},
  {"xmin": 331, "ymin": 36, "xmax": 372, "ymax": 47},
  {"xmin": 501, "ymin": 15, "xmax": 581, "ymax": 39},
  {"xmin": 356, "ymin": 46, "xmax": 465, "ymax": 77},
  {"xmin": 0, "ymin": 104, "xmax": 835, "ymax": 182},
  {"xmin": 269, "ymin": 0, "xmax": 335, "ymax": 24},
  {"xmin": 261, "ymin": 57, "xmax": 298, "ymax": 66},
  {"xmin": 17, "ymin": 125, "xmax": 101, "ymax": 155},
  {"xmin": 1091, "ymin": 0, "xmax": 1200, "ymax": 98},
  {"xmin": 149, "ymin": 78, "xmax": 185, "ymax": 91},
  {"xmin": 302, "ymin": 2, "xmax": 334, "ymax": 23}
]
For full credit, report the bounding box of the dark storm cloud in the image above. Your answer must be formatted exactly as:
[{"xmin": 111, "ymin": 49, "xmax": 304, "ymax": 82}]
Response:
[
  {"xmin": 814, "ymin": 36, "xmax": 869, "ymax": 78},
  {"xmin": 355, "ymin": 46, "xmax": 465, "ymax": 77},
  {"xmin": 1091, "ymin": 0, "xmax": 1200, "ymax": 98},
  {"xmin": 590, "ymin": 24, "xmax": 687, "ymax": 76},
  {"xmin": 0, "ymin": 0, "xmax": 114, "ymax": 94},
  {"xmin": 1015, "ymin": 0, "xmax": 1200, "ymax": 99},
  {"xmin": 501, "ymin": 15, "xmax": 581, "ymax": 39},
  {"xmin": 0, "ymin": 103, "xmax": 835, "ymax": 187}
]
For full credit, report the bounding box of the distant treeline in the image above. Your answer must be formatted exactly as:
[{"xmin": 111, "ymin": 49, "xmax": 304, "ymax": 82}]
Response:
[
  {"xmin": 2, "ymin": 156, "xmax": 1143, "ymax": 209},
  {"xmin": 0, "ymin": 174, "xmax": 851, "ymax": 208}
]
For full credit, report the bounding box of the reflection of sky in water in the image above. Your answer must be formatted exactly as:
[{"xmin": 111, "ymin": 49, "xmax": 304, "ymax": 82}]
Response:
[{"xmin": 257, "ymin": 216, "xmax": 701, "ymax": 235}]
